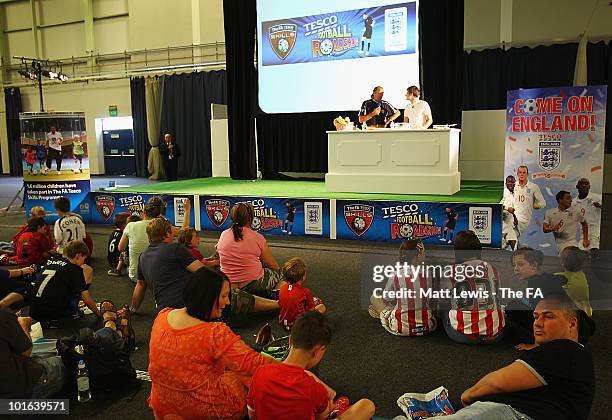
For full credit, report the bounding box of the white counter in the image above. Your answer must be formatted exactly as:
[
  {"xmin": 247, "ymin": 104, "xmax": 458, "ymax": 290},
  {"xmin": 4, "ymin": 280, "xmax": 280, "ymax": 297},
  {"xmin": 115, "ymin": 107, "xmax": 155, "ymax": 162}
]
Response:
[{"xmin": 325, "ymin": 128, "xmax": 461, "ymax": 195}]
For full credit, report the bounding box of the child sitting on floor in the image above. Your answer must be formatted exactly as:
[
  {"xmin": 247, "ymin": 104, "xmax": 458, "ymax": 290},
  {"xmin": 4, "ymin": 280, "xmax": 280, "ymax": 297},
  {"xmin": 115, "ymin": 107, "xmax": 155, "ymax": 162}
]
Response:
[
  {"xmin": 11, "ymin": 216, "xmax": 55, "ymax": 268},
  {"xmin": 278, "ymin": 258, "xmax": 326, "ymax": 331},
  {"xmin": 556, "ymin": 246, "xmax": 592, "ymax": 317},
  {"xmin": 369, "ymin": 239, "xmax": 437, "ymax": 336},
  {"xmin": 108, "ymin": 213, "xmax": 129, "ymax": 276},
  {"xmin": 177, "ymin": 227, "xmax": 219, "ymax": 266},
  {"xmin": 248, "ymin": 311, "xmax": 375, "ymax": 420}
]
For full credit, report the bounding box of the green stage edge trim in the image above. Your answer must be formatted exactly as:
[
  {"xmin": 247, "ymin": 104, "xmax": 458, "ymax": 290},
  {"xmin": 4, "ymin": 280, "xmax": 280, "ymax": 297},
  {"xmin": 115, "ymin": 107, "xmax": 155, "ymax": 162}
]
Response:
[{"xmin": 110, "ymin": 177, "xmax": 503, "ymax": 204}]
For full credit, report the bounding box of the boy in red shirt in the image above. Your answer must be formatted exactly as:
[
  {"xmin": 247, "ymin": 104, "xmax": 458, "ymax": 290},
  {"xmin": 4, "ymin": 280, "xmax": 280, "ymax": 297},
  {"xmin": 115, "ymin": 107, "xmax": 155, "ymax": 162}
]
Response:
[
  {"xmin": 11, "ymin": 217, "xmax": 54, "ymax": 268},
  {"xmin": 278, "ymin": 258, "xmax": 326, "ymax": 330},
  {"xmin": 248, "ymin": 311, "xmax": 375, "ymax": 420}
]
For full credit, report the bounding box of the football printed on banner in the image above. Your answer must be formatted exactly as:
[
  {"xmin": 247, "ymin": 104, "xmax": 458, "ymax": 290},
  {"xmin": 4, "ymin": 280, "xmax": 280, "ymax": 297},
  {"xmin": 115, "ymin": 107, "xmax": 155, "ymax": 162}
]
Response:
[
  {"xmin": 95, "ymin": 195, "xmax": 116, "ymax": 222},
  {"xmin": 205, "ymin": 199, "xmax": 230, "ymax": 227},
  {"xmin": 269, "ymin": 24, "xmax": 297, "ymax": 60},
  {"xmin": 344, "ymin": 204, "xmax": 374, "ymax": 236}
]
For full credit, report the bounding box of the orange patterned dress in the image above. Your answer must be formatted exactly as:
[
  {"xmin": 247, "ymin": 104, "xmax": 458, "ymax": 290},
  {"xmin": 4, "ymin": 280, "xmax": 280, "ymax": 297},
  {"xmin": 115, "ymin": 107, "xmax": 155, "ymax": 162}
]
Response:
[{"xmin": 148, "ymin": 308, "xmax": 275, "ymax": 419}]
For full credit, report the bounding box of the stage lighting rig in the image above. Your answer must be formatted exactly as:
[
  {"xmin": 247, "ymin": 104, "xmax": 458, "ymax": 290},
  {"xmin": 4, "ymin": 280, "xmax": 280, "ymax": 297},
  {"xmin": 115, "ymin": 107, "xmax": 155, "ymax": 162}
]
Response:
[{"xmin": 14, "ymin": 57, "xmax": 69, "ymax": 112}]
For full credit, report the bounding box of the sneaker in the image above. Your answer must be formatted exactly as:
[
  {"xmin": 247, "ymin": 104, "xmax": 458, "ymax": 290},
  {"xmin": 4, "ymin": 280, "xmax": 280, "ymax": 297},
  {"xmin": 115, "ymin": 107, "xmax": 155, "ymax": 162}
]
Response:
[
  {"xmin": 365, "ymin": 51, "xmax": 370, "ymax": 56},
  {"xmin": 368, "ymin": 305, "xmax": 380, "ymax": 318},
  {"xmin": 107, "ymin": 268, "xmax": 122, "ymax": 276},
  {"xmin": 439, "ymin": 237, "xmax": 446, "ymax": 242},
  {"xmin": 56, "ymin": 171, "xmax": 61, "ymax": 175},
  {"xmin": 358, "ymin": 50, "xmax": 364, "ymax": 54},
  {"xmin": 447, "ymin": 239, "xmax": 453, "ymax": 244},
  {"xmin": 329, "ymin": 396, "xmax": 350, "ymax": 418},
  {"xmin": 288, "ymin": 231, "xmax": 292, "ymax": 235}
]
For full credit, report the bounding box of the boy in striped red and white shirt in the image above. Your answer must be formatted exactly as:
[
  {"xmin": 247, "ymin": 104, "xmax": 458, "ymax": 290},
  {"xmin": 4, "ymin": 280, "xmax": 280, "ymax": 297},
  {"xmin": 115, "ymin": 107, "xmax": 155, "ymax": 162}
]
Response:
[
  {"xmin": 369, "ymin": 239, "xmax": 437, "ymax": 336},
  {"xmin": 440, "ymin": 230, "xmax": 505, "ymax": 344}
]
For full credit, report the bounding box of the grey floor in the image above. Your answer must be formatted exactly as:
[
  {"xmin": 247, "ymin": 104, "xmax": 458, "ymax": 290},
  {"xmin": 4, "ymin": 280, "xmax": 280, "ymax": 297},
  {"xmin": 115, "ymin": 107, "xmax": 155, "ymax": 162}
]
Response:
[{"xmin": 0, "ymin": 175, "xmax": 611, "ymax": 419}]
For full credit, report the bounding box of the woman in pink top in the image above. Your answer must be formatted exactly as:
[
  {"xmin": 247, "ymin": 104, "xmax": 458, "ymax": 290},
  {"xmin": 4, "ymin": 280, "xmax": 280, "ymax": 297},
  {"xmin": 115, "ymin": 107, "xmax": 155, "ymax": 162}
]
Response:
[
  {"xmin": 216, "ymin": 203, "xmax": 285, "ymax": 299},
  {"xmin": 148, "ymin": 267, "xmax": 276, "ymax": 419}
]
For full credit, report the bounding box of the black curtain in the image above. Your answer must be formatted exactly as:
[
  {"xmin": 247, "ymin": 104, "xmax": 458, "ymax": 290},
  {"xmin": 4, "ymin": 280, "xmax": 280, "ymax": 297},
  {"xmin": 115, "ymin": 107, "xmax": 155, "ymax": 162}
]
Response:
[
  {"xmin": 224, "ymin": 0, "xmax": 258, "ymax": 179},
  {"xmin": 159, "ymin": 71, "xmax": 227, "ymax": 179},
  {"xmin": 463, "ymin": 43, "xmax": 578, "ymax": 110},
  {"xmin": 257, "ymin": 111, "xmax": 341, "ymax": 177},
  {"xmin": 587, "ymin": 41, "xmax": 612, "ymax": 151},
  {"xmin": 419, "ymin": 0, "xmax": 464, "ymax": 125},
  {"xmin": 4, "ymin": 87, "xmax": 23, "ymax": 176},
  {"xmin": 130, "ymin": 77, "xmax": 149, "ymax": 177}
]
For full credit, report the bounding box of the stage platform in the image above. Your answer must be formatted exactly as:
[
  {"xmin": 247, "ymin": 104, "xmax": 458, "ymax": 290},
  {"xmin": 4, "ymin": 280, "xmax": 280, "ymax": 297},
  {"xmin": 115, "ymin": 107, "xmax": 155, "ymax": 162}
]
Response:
[
  {"xmin": 110, "ymin": 177, "xmax": 502, "ymax": 203},
  {"xmin": 91, "ymin": 177, "xmax": 504, "ymax": 247}
]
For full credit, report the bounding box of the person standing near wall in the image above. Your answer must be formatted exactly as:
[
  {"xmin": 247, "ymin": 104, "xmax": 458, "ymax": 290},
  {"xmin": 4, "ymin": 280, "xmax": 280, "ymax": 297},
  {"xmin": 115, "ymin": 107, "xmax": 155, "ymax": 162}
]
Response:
[{"xmin": 159, "ymin": 133, "xmax": 181, "ymax": 182}]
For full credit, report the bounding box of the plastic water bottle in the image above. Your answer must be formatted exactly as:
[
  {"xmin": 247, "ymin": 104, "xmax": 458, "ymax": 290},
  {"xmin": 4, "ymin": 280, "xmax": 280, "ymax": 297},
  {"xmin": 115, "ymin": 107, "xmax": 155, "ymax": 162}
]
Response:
[{"xmin": 76, "ymin": 360, "xmax": 92, "ymax": 402}]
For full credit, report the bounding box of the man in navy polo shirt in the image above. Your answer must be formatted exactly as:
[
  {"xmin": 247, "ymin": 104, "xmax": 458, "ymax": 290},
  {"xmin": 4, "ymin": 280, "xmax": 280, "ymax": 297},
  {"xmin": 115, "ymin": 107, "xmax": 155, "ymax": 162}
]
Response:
[{"xmin": 358, "ymin": 86, "xmax": 400, "ymax": 128}]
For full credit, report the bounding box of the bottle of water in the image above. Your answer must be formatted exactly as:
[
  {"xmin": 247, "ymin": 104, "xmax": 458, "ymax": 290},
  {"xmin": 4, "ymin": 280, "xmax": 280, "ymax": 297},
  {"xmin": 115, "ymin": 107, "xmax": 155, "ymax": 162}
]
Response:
[{"xmin": 76, "ymin": 360, "xmax": 91, "ymax": 402}]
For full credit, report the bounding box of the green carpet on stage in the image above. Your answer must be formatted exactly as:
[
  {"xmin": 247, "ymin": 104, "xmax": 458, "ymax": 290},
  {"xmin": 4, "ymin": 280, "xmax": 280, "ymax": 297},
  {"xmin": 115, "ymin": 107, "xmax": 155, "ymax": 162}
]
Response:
[{"xmin": 111, "ymin": 177, "xmax": 502, "ymax": 203}]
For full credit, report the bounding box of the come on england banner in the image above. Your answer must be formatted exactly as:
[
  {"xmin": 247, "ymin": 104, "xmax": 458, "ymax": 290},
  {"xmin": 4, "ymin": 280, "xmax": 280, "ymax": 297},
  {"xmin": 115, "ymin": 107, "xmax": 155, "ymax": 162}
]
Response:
[{"xmin": 504, "ymin": 85, "xmax": 607, "ymax": 256}]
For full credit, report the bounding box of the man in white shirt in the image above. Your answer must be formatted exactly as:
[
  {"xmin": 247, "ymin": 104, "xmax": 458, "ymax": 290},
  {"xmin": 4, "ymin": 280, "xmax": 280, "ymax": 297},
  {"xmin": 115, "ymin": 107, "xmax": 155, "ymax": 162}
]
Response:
[
  {"xmin": 512, "ymin": 166, "xmax": 546, "ymax": 235},
  {"xmin": 571, "ymin": 178, "xmax": 601, "ymax": 254},
  {"xmin": 45, "ymin": 125, "xmax": 64, "ymax": 175},
  {"xmin": 543, "ymin": 190, "xmax": 588, "ymax": 253},
  {"xmin": 403, "ymin": 86, "xmax": 432, "ymax": 129},
  {"xmin": 502, "ymin": 175, "xmax": 519, "ymax": 250}
]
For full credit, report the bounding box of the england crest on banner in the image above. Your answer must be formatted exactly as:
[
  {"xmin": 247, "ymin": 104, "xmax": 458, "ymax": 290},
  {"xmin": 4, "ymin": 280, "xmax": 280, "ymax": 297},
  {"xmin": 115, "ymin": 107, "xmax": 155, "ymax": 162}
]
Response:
[
  {"xmin": 344, "ymin": 204, "xmax": 374, "ymax": 237},
  {"xmin": 468, "ymin": 207, "xmax": 492, "ymax": 244},
  {"xmin": 538, "ymin": 141, "xmax": 561, "ymax": 171},
  {"xmin": 269, "ymin": 23, "xmax": 297, "ymax": 60},
  {"xmin": 205, "ymin": 199, "xmax": 230, "ymax": 228},
  {"xmin": 95, "ymin": 194, "xmax": 115, "ymax": 222}
]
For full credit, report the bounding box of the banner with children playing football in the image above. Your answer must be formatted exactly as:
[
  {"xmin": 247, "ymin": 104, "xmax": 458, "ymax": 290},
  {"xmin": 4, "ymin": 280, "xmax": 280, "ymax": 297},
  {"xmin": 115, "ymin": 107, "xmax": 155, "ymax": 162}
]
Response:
[
  {"xmin": 20, "ymin": 112, "xmax": 91, "ymax": 223},
  {"xmin": 504, "ymin": 85, "xmax": 607, "ymax": 256}
]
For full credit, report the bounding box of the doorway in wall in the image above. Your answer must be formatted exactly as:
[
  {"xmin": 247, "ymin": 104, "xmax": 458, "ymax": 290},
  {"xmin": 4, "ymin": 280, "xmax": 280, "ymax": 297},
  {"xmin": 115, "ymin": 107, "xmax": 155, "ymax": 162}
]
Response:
[{"xmin": 98, "ymin": 117, "xmax": 135, "ymax": 176}]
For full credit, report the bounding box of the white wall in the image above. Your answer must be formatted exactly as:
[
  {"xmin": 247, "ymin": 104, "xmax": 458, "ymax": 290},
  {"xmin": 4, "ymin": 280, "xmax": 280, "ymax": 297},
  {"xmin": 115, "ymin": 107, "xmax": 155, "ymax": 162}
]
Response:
[{"xmin": 465, "ymin": 0, "xmax": 612, "ymax": 48}]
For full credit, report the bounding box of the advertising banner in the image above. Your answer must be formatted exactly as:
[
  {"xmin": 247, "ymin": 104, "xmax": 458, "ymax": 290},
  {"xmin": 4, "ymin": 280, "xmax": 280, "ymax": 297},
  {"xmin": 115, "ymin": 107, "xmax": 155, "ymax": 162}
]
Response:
[
  {"xmin": 25, "ymin": 180, "xmax": 90, "ymax": 224},
  {"xmin": 504, "ymin": 86, "xmax": 607, "ymax": 256},
  {"xmin": 261, "ymin": 2, "xmax": 416, "ymax": 66},
  {"xmin": 200, "ymin": 196, "xmax": 330, "ymax": 238},
  {"xmin": 20, "ymin": 112, "xmax": 91, "ymax": 223},
  {"xmin": 90, "ymin": 192, "xmax": 196, "ymax": 228},
  {"xmin": 336, "ymin": 200, "xmax": 502, "ymax": 247}
]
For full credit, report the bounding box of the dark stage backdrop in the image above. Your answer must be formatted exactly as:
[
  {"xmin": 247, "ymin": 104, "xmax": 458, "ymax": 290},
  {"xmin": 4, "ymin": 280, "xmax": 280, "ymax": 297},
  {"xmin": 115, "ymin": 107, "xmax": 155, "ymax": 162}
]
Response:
[
  {"xmin": 224, "ymin": 0, "xmax": 258, "ymax": 180},
  {"xmin": 586, "ymin": 41, "xmax": 612, "ymax": 151},
  {"xmin": 463, "ymin": 43, "xmax": 578, "ymax": 110},
  {"xmin": 4, "ymin": 87, "xmax": 23, "ymax": 176},
  {"xmin": 130, "ymin": 77, "xmax": 149, "ymax": 177},
  {"xmin": 419, "ymin": 0, "xmax": 464, "ymax": 127},
  {"xmin": 159, "ymin": 71, "xmax": 227, "ymax": 179}
]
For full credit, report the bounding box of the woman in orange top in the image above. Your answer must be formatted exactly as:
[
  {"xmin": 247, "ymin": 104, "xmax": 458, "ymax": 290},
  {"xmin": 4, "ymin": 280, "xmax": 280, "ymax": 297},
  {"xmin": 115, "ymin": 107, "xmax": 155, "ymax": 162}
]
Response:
[{"xmin": 148, "ymin": 267, "xmax": 275, "ymax": 419}]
